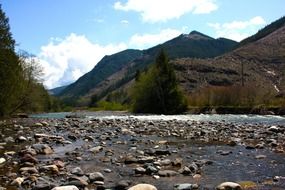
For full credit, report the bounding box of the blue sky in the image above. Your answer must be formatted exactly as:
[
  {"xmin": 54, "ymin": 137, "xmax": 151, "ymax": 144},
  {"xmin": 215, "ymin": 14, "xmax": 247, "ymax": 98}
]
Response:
[{"xmin": 1, "ymin": 0, "xmax": 284, "ymax": 88}]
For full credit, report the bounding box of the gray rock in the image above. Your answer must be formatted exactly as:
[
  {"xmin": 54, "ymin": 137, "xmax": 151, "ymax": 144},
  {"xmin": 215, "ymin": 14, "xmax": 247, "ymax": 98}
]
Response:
[
  {"xmin": 174, "ymin": 183, "xmax": 199, "ymax": 190},
  {"xmin": 89, "ymin": 146, "xmax": 103, "ymax": 153},
  {"xmin": 159, "ymin": 159, "xmax": 171, "ymax": 166},
  {"xmin": 16, "ymin": 136, "xmax": 28, "ymax": 142},
  {"xmin": 116, "ymin": 180, "xmax": 132, "ymax": 190},
  {"xmin": 178, "ymin": 166, "xmax": 191, "ymax": 175},
  {"xmin": 135, "ymin": 167, "xmax": 146, "ymax": 174},
  {"xmin": 67, "ymin": 176, "xmax": 88, "ymax": 187},
  {"xmin": 71, "ymin": 167, "xmax": 84, "ymax": 176},
  {"xmin": 32, "ymin": 177, "xmax": 56, "ymax": 190},
  {"xmin": 89, "ymin": 172, "xmax": 105, "ymax": 182},
  {"xmin": 158, "ymin": 170, "xmax": 179, "ymax": 177},
  {"xmin": 146, "ymin": 165, "xmax": 158, "ymax": 175}
]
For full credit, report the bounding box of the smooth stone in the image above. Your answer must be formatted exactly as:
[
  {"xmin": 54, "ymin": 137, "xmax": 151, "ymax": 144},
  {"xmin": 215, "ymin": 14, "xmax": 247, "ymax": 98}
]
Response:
[
  {"xmin": 71, "ymin": 167, "xmax": 84, "ymax": 176},
  {"xmin": 128, "ymin": 184, "xmax": 157, "ymax": 190},
  {"xmin": 94, "ymin": 181, "xmax": 104, "ymax": 185},
  {"xmin": 216, "ymin": 182, "xmax": 242, "ymax": 190},
  {"xmin": 10, "ymin": 177, "xmax": 24, "ymax": 186},
  {"xmin": 174, "ymin": 183, "xmax": 199, "ymax": 190},
  {"xmin": 16, "ymin": 136, "xmax": 28, "ymax": 142},
  {"xmin": 103, "ymin": 168, "xmax": 112, "ymax": 173},
  {"xmin": 159, "ymin": 159, "xmax": 171, "ymax": 166},
  {"xmin": 34, "ymin": 123, "xmax": 43, "ymax": 127},
  {"xmin": 67, "ymin": 176, "xmax": 88, "ymax": 187},
  {"xmin": 89, "ymin": 146, "xmax": 103, "ymax": 153},
  {"xmin": 0, "ymin": 158, "xmax": 6, "ymax": 164},
  {"xmin": 19, "ymin": 167, "xmax": 38, "ymax": 174},
  {"xmin": 89, "ymin": 172, "xmax": 105, "ymax": 182},
  {"xmin": 135, "ymin": 167, "xmax": 146, "ymax": 174},
  {"xmin": 52, "ymin": 186, "xmax": 79, "ymax": 190},
  {"xmin": 158, "ymin": 170, "xmax": 179, "ymax": 177},
  {"xmin": 179, "ymin": 166, "xmax": 191, "ymax": 175},
  {"xmin": 41, "ymin": 164, "xmax": 59, "ymax": 173},
  {"xmin": 116, "ymin": 180, "xmax": 132, "ymax": 190},
  {"xmin": 255, "ymin": 155, "xmax": 267, "ymax": 159}
]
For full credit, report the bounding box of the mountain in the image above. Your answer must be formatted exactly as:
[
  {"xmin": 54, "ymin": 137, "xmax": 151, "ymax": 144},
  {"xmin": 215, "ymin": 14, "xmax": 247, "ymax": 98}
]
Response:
[
  {"xmin": 58, "ymin": 31, "xmax": 238, "ymax": 104},
  {"xmin": 49, "ymin": 85, "xmax": 68, "ymax": 95},
  {"xmin": 173, "ymin": 17, "xmax": 285, "ymax": 96}
]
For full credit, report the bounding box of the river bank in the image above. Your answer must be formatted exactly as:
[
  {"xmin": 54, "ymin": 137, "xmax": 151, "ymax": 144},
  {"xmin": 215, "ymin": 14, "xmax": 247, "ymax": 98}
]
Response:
[{"xmin": 0, "ymin": 115, "xmax": 285, "ymax": 190}]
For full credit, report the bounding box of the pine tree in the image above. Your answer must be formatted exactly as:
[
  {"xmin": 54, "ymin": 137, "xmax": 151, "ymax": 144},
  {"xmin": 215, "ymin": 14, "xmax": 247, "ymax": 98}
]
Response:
[{"xmin": 131, "ymin": 50, "xmax": 187, "ymax": 114}]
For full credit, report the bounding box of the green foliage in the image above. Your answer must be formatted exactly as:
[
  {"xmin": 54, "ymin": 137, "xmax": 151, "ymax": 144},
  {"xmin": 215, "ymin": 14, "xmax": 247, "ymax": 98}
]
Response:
[
  {"xmin": 131, "ymin": 50, "xmax": 188, "ymax": 114},
  {"xmin": 0, "ymin": 5, "xmax": 61, "ymax": 116},
  {"xmin": 187, "ymin": 83, "xmax": 281, "ymax": 108},
  {"xmin": 89, "ymin": 101, "xmax": 128, "ymax": 111}
]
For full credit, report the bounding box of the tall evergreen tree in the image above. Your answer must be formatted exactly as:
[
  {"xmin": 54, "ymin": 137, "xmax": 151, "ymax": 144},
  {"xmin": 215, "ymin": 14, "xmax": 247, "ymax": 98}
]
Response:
[{"xmin": 132, "ymin": 50, "xmax": 187, "ymax": 114}]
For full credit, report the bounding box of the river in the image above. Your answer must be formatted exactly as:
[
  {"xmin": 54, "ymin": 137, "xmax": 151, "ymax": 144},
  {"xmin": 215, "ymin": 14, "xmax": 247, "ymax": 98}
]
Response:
[
  {"xmin": 31, "ymin": 111, "xmax": 285, "ymax": 125},
  {"xmin": 1, "ymin": 112, "xmax": 284, "ymax": 190}
]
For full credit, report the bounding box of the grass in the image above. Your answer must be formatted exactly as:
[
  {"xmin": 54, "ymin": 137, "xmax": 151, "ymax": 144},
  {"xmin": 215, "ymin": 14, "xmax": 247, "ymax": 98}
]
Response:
[{"xmin": 88, "ymin": 101, "xmax": 129, "ymax": 111}]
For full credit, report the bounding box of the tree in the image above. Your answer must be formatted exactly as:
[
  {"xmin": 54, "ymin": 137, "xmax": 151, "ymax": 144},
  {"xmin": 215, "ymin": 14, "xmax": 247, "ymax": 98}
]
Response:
[
  {"xmin": 0, "ymin": 4, "xmax": 24, "ymax": 116},
  {"xmin": 131, "ymin": 50, "xmax": 187, "ymax": 114},
  {"xmin": 0, "ymin": 5, "xmax": 58, "ymax": 116}
]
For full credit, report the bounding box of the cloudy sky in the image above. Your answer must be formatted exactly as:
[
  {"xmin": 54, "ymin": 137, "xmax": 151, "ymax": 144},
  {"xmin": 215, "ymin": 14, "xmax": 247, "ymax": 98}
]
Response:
[{"xmin": 2, "ymin": 0, "xmax": 284, "ymax": 89}]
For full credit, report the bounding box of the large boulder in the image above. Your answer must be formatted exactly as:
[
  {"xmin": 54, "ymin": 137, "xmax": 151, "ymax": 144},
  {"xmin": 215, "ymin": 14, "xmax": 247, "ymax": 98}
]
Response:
[
  {"xmin": 216, "ymin": 182, "xmax": 242, "ymax": 190},
  {"xmin": 51, "ymin": 186, "xmax": 79, "ymax": 190},
  {"xmin": 128, "ymin": 184, "xmax": 157, "ymax": 190}
]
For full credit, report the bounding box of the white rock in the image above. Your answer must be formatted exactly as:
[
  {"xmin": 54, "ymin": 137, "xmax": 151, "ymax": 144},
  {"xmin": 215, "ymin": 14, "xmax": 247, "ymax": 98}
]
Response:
[
  {"xmin": 0, "ymin": 158, "xmax": 6, "ymax": 164},
  {"xmin": 52, "ymin": 186, "xmax": 79, "ymax": 190},
  {"xmin": 216, "ymin": 182, "xmax": 242, "ymax": 190},
  {"xmin": 128, "ymin": 184, "xmax": 157, "ymax": 190}
]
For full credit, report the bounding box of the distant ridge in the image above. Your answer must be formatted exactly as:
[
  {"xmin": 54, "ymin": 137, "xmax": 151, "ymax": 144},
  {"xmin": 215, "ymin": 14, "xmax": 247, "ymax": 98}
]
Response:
[
  {"xmin": 58, "ymin": 30, "xmax": 238, "ymax": 105},
  {"xmin": 240, "ymin": 16, "xmax": 285, "ymax": 46}
]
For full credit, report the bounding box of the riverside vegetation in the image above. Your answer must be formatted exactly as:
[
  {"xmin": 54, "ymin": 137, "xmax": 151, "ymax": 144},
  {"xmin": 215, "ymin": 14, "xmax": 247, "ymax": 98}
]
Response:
[{"xmin": 0, "ymin": 5, "xmax": 64, "ymax": 117}]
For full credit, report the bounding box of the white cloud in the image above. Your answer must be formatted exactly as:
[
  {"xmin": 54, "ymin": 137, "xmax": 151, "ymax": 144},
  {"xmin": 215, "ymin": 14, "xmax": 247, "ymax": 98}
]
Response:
[
  {"xmin": 114, "ymin": 0, "xmax": 218, "ymax": 23},
  {"xmin": 38, "ymin": 33, "xmax": 127, "ymax": 89},
  {"xmin": 129, "ymin": 28, "xmax": 182, "ymax": 49},
  {"xmin": 121, "ymin": 20, "xmax": 129, "ymax": 24},
  {"xmin": 208, "ymin": 16, "xmax": 266, "ymax": 41}
]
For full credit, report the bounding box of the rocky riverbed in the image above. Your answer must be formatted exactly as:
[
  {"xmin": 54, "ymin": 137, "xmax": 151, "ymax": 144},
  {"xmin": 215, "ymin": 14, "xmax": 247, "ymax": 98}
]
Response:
[{"xmin": 0, "ymin": 116, "xmax": 285, "ymax": 190}]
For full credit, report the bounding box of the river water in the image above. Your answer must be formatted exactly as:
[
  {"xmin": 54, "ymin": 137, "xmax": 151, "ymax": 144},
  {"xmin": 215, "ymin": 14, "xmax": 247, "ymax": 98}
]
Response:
[{"xmin": 31, "ymin": 111, "xmax": 285, "ymax": 125}]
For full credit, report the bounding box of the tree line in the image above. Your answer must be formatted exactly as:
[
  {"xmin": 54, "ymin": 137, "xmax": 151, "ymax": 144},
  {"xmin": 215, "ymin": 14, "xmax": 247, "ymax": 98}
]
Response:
[{"xmin": 0, "ymin": 5, "xmax": 61, "ymax": 117}]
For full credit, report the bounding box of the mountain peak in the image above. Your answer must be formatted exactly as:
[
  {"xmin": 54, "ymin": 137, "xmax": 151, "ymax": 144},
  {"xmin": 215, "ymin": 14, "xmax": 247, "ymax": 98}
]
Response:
[{"xmin": 183, "ymin": 30, "xmax": 213, "ymax": 40}]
